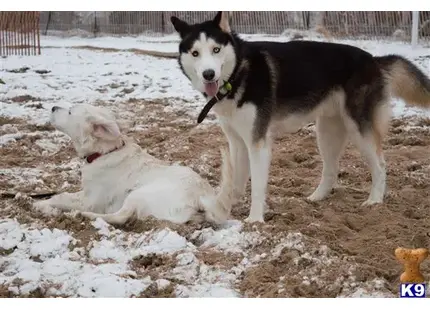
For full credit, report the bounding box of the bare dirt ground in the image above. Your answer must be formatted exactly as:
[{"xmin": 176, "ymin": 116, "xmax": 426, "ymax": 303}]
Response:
[{"xmin": 1, "ymin": 98, "xmax": 430, "ymax": 297}]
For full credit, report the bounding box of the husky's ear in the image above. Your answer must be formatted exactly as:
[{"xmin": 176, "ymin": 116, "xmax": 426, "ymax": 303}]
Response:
[
  {"xmin": 170, "ymin": 16, "xmax": 191, "ymax": 38},
  {"xmin": 213, "ymin": 11, "xmax": 231, "ymax": 33},
  {"xmin": 91, "ymin": 118, "xmax": 121, "ymax": 141}
]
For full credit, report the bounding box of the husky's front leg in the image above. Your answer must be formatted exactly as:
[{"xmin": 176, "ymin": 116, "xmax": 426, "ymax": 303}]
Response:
[
  {"xmin": 33, "ymin": 191, "xmax": 84, "ymax": 215},
  {"xmin": 245, "ymin": 137, "xmax": 272, "ymax": 223},
  {"xmin": 219, "ymin": 121, "xmax": 250, "ymax": 204}
]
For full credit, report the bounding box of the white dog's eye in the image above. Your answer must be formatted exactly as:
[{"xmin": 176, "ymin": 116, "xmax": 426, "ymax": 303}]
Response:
[
  {"xmin": 213, "ymin": 47, "xmax": 220, "ymax": 54},
  {"xmin": 68, "ymin": 109, "xmax": 71, "ymax": 115},
  {"xmin": 191, "ymin": 51, "xmax": 199, "ymax": 57}
]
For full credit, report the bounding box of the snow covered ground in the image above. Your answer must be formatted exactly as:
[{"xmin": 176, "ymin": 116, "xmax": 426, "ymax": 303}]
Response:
[
  {"xmin": 0, "ymin": 217, "xmax": 262, "ymax": 297},
  {"xmin": 2, "ymin": 33, "xmax": 429, "ymax": 126},
  {"xmin": 1, "ymin": 33, "xmax": 430, "ymax": 298}
]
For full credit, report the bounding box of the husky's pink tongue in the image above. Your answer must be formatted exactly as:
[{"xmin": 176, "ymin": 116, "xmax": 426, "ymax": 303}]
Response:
[{"xmin": 204, "ymin": 82, "xmax": 218, "ymax": 97}]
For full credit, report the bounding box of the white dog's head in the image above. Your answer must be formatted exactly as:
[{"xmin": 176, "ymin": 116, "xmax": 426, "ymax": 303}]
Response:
[{"xmin": 50, "ymin": 104, "xmax": 124, "ymax": 159}]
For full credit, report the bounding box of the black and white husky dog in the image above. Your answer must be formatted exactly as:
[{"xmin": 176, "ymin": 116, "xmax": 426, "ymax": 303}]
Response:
[{"xmin": 171, "ymin": 11, "xmax": 430, "ymax": 223}]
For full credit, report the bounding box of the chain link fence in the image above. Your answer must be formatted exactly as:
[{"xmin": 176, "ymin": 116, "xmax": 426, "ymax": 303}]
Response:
[{"xmin": 38, "ymin": 11, "xmax": 430, "ymax": 43}]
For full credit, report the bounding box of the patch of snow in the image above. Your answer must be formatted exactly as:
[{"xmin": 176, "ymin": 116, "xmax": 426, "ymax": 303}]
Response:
[
  {"xmin": 2, "ymin": 35, "xmax": 429, "ymax": 125},
  {"xmin": 89, "ymin": 227, "xmax": 194, "ymax": 265},
  {"xmin": 137, "ymin": 229, "xmax": 193, "ymax": 255},
  {"xmin": 86, "ymin": 219, "xmax": 263, "ymax": 297},
  {"xmin": 155, "ymin": 278, "xmax": 171, "ymax": 290},
  {"xmin": 0, "ymin": 168, "xmax": 44, "ymax": 187},
  {"xmin": 0, "ymin": 132, "xmax": 25, "ymax": 146},
  {"xmin": 340, "ymin": 288, "xmax": 394, "ymax": 298},
  {"xmin": 0, "ymin": 219, "xmax": 152, "ymax": 297},
  {"xmin": 0, "ymin": 124, "xmax": 20, "ymax": 135},
  {"xmin": 35, "ymin": 138, "xmax": 61, "ymax": 154},
  {"xmin": 41, "ymin": 34, "xmax": 180, "ymax": 53},
  {"xmin": 91, "ymin": 218, "xmax": 111, "ymax": 237},
  {"xmin": 1, "ymin": 47, "xmax": 203, "ymax": 124},
  {"xmin": 338, "ymin": 279, "xmax": 395, "ymax": 298},
  {"xmin": 272, "ymin": 232, "xmax": 305, "ymax": 257},
  {"xmin": 191, "ymin": 220, "xmax": 263, "ymax": 254},
  {"xmin": 175, "ymin": 283, "xmax": 238, "ymax": 297},
  {"xmin": 171, "ymin": 251, "xmax": 240, "ymax": 298}
]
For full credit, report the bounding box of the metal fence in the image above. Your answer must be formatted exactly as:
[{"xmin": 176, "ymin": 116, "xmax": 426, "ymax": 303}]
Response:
[
  {"xmin": 0, "ymin": 11, "xmax": 41, "ymax": 56},
  {"xmin": 39, "ymin": 11, "xmax": 430, "ymax": 43}
]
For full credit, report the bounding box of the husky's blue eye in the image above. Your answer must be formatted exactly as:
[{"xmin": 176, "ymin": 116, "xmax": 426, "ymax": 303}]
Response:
[
  {"xmin": 213, "ymin": 47, "xmax": 220, "ymax": 53},
  {"xmin": 192, "ymin": 51, "xmax": 199, "ymax": 57}
]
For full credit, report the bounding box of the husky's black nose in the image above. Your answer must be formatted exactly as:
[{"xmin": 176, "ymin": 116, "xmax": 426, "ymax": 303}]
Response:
[
  {"xmin": 51, "ymin": 106, "xmax": 60, "ymax": 112},
  {"xmin": 202, "ymin": 69, "xmax": 215, "ymax": 81}
]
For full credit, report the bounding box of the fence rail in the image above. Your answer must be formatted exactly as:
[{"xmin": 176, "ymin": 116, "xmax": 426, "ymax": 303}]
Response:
[
  {"xmin": 0, "ymin": 11, "xmax": 41, "ymax": 56},
  {"xmin": 1, "ymin": 11, "xmax": 429, "ymax": 57},
  {"xmin": 39, "ymin": 11, "xmax": 430, "ymax": 43}
]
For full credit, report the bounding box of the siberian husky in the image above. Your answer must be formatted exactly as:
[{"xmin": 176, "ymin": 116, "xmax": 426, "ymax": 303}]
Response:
[
  {"xmin": 171, "ymin": 11, "xmax": 430, "ymax": 223},
  {"xmin": 33, "ymin": 104, "xmax": 232, "ymax": 225}
]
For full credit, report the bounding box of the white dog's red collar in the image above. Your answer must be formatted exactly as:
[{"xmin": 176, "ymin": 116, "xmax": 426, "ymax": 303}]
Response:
[{"xmin": 84, "ymin": 141, "xmax": 125, "ymax": 164}]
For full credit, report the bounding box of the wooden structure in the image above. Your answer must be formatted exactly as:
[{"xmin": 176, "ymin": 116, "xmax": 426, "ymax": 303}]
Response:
[{"xmin": 0, "ymin": 11, "xmax": 41, "ymax": 56}]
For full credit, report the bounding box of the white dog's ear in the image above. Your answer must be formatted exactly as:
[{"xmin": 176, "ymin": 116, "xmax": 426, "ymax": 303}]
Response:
[
  {"xmin": 92, "ymin": 120, "xmax": 121, "ymax": 140},
  {"xmin": 213, "ymin": 11, "xmax": 231, "ymax": 33},
  {"xmin": 171, "ymin": 16, "xmax": 191, "ymax": 38}
]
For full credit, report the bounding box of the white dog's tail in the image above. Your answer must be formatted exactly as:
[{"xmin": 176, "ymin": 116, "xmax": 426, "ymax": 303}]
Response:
[{"xmin": 200, "ymin": 147, "xmax": 234, "ymax": 224}]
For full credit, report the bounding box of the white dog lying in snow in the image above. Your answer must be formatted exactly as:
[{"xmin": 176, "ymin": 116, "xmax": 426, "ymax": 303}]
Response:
[{"xmin": 33, "ymin": 104, "xmax": 232, "ymax": 225}]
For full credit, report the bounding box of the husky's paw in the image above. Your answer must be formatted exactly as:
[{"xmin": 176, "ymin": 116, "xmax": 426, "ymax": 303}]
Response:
[
  {"xmin": 307, "ymin": 189, "xmax": 330, "ymax": 202},
  {"xmin": 244, "ymin": 215, "xmax": 264, "ymax": 224},
  {"xmin": 361, "ymin": 199, "xmax": 382, "ymax": 207}
]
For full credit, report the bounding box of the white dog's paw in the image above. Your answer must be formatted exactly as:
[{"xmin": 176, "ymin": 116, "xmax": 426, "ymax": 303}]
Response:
[
  {"xmin": 231, "ymin": 189, "xmax": 245, "ymax": 205},
  {"xmin": 32, "ymin": 200, "xmax": 61, "ymax": 216},
  {"xmin": 79, "ymin": 211, "xmax": 97, "ymax": 220},
  {"xmin": 361, "ymin": 199, "xmax": 382, "ymax": 207},
  {"xmin": 199, "ymin": 196, "xmax": 230, "ymax": 225},
  {"xmin": 204, "ymin": 209, "xmax": 230, "ymax": 225},
  {"xmin": 188, "ymin": 211, "xmax": 206, "ymax": 224}
]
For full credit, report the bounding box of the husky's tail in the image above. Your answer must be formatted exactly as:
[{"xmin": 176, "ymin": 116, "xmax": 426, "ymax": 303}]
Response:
[
  {"xmin": 200, "ymin": 147, "xmax": 234, "ymax": 225},
  {"xmin": 375, "ymin": 55, "xmax": 430, "ymax": 109}
]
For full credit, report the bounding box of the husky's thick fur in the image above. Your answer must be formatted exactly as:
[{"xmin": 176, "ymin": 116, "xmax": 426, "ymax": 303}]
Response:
[
  {"xmin": 33, "ymin": 104, "xmax": 232, "ymax": 225},
  {"xmin": 171, "ymin": 11, "xmax": 430, "ymax": 223}
]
